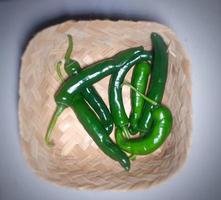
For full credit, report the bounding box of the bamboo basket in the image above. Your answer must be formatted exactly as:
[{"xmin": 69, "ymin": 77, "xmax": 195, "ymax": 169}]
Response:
[{"xmin": 19, "ymin": 20, "xmax": 192, "ymax": 191}]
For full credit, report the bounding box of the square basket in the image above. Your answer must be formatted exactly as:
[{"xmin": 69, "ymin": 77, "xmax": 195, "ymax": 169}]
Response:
[{"xmin": 19, "ymin": 20, "xmax": 192, "ymax": 191}]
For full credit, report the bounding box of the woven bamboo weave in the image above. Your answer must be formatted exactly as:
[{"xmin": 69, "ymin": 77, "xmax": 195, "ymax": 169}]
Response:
[{"xmin": 19, "ymin": 20, "xmax": 192, "ymax": 191}]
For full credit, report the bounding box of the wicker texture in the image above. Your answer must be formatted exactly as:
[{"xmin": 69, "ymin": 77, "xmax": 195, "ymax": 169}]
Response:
[{"xmin": 19, "ymin": 20, "xmax": 192, "ymax": 191}]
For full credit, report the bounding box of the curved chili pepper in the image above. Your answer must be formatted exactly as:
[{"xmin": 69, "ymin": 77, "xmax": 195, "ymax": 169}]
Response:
[
  {"xmin": 63, "ymin": 35, "xmax": 113, "ymax": 134},
  {"xmin": 58, "ymin": 67, "xmax": 130, "ymax": 170},
  {"xmin": 138, "ymin": 32, "xmax": 169, "ymax": 133},
  {"xmin": 45, "ymin": 46, "xmax": 145, "ymax": 147},
  {"xmin": 129, "ymin": 61, "xmax": 151, "ymax": 135},
  {"xmin": 45, "ymin": 43, "xmax": 130, "ymax": 171},
  {"xmin": 115, "ymin": 105, "xmax": 173, "ymax": 155},
  {"xmin": 70, "ymin": 93, "xmax": 130, "ymax": 171},
  {"xmin": 108, "ymin": 51, "xmax": 152, "ymax": 138},
  {"xmin": 55, "ymin": 46, "xmax": 145, "ymax": 108}
]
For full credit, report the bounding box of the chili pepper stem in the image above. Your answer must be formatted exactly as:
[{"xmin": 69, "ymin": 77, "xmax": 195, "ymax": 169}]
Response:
[
  {"xmin": 122, "ymin": 126, "xmax": 130, "ymax": 139},
  {"xmin": 55, "ymin": 61, "xmax": 64, "ymax": 82},
  {"xmin": 65, "ymin": 34, "xmax": 73, "ymax": 62},
  {"xmin": 129, "ymin": 154, "xmax": 136, "ymax": 161},
  {"xmin": 44, "ymin": 105, "xmax": 65, "ymax": 147},
  {"xmin": 122, "ymin": 81, "xmax": 158, "ymax": 106}
]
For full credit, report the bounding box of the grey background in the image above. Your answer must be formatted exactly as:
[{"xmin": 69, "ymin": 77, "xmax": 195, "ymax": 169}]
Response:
[{"xmin": 0, "ymin": 0, "xmax": 220, "ymax": 199}]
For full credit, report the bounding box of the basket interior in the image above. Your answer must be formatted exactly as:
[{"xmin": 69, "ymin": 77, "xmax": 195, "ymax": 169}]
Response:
[{"xmin": 19, "ymin": 20, "xmax": 192, "ymax": 190}]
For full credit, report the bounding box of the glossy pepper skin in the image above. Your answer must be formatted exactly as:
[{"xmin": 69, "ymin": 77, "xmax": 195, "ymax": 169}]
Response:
[
  {"xmin": 65, "ymin": 59, "xmax": 113, "ymax": 134},
  {"xmin": 138, "ymin": 32, "xmax": 168, "ymax": 133},
  {"xmin": 115, "ymin": 105, "xmax": 172, "ymax": 155},
  {"xmin": 55, "ymin": 47, "xmax": 145, "ymax": 108},
  {"xmin": 129, "ymin": 61, "xmax": 151, "ymax": 134},
  {"xmin": 70, "ymin": 90, "xmax": 130, "ymax": 171},
  {"xmin": 61, "ymin": 42, "xmax": 130, "ymax": 170},
  {"xmin": 108, "ymin": 51, "xmax": 152, "ymax": 131},
  {"xmin": 64, "ymin": 35, "xmax": 113, "ymax": 134},
  {"xmin": 83, "ymin": 86, "xmax": 113, "ymax": 134},
  {"xmin": 65, "ymin": 60, "xmax": 130, "ymax": 170},
  {"xmin": 45, "ymin": 36, "xmax": 130, "ymax": 170},
  {"xmin": 45, "ymin": 46, "xmax": 144, "ymax": 146}
]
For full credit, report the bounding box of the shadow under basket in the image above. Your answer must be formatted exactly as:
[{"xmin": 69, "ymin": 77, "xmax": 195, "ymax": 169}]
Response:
[{"xmin": 19, "ymin": 20, "xmax": 192, "ymax": 191}]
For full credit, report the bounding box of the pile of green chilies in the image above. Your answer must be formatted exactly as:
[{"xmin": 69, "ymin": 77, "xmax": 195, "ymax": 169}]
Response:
[{"xmin": 44, "ymin": 33, "xmax": 173, "ymax": 171}]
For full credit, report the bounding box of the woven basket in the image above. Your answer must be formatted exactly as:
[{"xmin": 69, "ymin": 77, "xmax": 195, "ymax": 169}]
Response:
[{"xmin": 19, "ymin": 20, "xmax": 192, "ymax": 191}]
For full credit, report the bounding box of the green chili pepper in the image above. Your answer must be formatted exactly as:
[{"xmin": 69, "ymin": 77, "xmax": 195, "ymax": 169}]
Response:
[
  {"xmin": 55, "ymin": 69, "xmax": 130, "ymax": 170},
  {"xmin": 45, "ymin": 46, "xmax": 145, "ymax": 146},
  {"xmin": 82, "ymin": 87, "xmax": 113, "ymax": 134},
  {"xmin": 45, "ymin": 43, "xmax": 130, "ymax": 171},
  {"xmin": 129, "ymin": 61, "xmax": 151, "ymax": 135},
  {"xmin": 108, "ymin": 51, "xmax": 152, "ymax": 138},
  {"xmin": 138, "ymin": 32, "xmax": 168, "ymax": 133},
  {"xmin": 70, "ymin": 94, "xmax": 130, "ymax": 171},
  {"xmin": 63, "ymin": 35, "xmax": 113, "ymax": 134},
  {"xmin": 55, "ymin": 46, "xmax": 145, "ymax": 108},
  {"xmin": 115, "ymin": 105, "xmax": 173, "ymax": 155}
]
